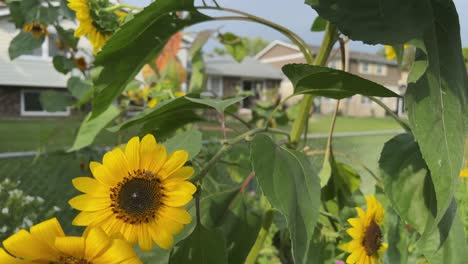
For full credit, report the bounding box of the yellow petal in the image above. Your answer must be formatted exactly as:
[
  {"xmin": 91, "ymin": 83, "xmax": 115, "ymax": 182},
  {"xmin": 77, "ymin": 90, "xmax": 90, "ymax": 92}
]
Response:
[
  {"xmin": 90, "ymin": 161, "xmax": 119, "ymax": 186},
  {"xmin": 125, "ymin": 137, "xmax": 141, "ymax": 172},
  {"xmin": 159, "ymin": 151, "xmax": 188, "ymax": 179},
  {"xmin": 137, "ymin": 225, "xmax": 153, "ymax": 252},
  {"xmin": 163, "ymin": 181, "xmax": 197, "ymax": 195},
  {"xmin": 346, "ymin": 227, "xmax": 363, "ymax": 240},
  {"xmin": 29, "ymin": 218, "xmax": 65, "ymax": 251},
  {"xmin": 84, "ymin": 228, "xmax": 112, "ymax": 260},
  {"xmin": 3, "ymin": 230, "xmax": 56, "ymax": 260},
  {"xmin": 147, "ymin": 98, "xmax": 158, "ymax": 108},
  {"xmin": 164, "ymin": 166, "xmax": 194, "ymax": 182},
  {"xmin": 163, "ymin": 191, "xmax": 193, "ymax": 207},
  {"xmin": 158, "ymin": 219, "xmax": 184, "ymax": 235},
  {"xmin": 55, "ymin": 237, "xmax": 85, "ymax": 257},
  {"xmin": 0, "ymin": 248, "xmax": 28, "ymax": 264},
  {"xmin": 102, "ymin": 148, "xmax": 131, "ymax": 181},
  {"xmin": 148, "ymin": 225, "xmax": 173, "ymax": 249},
  {"xmin": 72, "ymin": 177, "xmax": 109, "ymax": 197},
  {"xmin": 93, "ymin": 239, "xmax": 140, "ymax": 264},
  {"xmin": 460, "ymin": 168, "xmax": 468, "ymax": 178},
  {"xmin": 69, "ymin": 194, "xmax": 110, "ymax": 211},
  {"xmin": 120, "ymin": 224, "xmax": 138, "ymax": 244},
  {"xmin": 72, "ymin": 210, "xmax": 113, "ymax": 226},
  {"xmin": 159, "ymin": 207, "xmax": 192, "ymax": 224}
]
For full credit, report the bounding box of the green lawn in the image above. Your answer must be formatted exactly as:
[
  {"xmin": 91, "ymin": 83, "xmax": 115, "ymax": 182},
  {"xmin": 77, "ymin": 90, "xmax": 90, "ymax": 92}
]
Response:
[{"xmin": 307, "ymin": 115, "xmax": 403, "ymax": 134}]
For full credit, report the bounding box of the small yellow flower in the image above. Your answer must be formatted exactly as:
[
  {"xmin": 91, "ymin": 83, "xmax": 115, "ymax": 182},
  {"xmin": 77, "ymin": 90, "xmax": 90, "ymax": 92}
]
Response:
[
  {"xmin": 384, "ymin": 44, "xmax": 409, "ymax": 60},
  {"xmin": 460, "ymin": 168, "xmax": 468, "ymax": 178},
  {"xmin": 68, "ymin": 0, "xmax": 119, "ymax": 53},
  {"xmin": 340, "ymin": 195, "xmax": 388, "ymax": 264},
  {"xmin": 23, "ymin": 22, "xmax": 49, "ymax": 38},
  {"xmin": 69, "ymin": 134, "xmax": 196, "ymax": 251},
  {"xmin": 147, "ymin": 98, "xmax": 158, "ymax": 108},
  {"xmin": 0, "ymin": 218, "xmax": 141, "ymax": 263}
]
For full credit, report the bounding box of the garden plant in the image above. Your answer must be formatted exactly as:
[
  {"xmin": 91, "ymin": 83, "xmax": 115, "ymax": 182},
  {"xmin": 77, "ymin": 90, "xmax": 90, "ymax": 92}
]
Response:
[{"xmin": 1, "ymin": 0, "xmax": 467, "ymax": 263}]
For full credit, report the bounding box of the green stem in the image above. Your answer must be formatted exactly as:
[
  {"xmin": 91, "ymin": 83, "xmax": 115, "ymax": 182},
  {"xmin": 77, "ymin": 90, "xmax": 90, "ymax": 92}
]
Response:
[
  {"xmin": 368, "ymin": 96, "xmax": 411, "ymax": 132},
  {"xmin": 104, "ymin": 3, "xmax": 142, "ymax": 12},
  {"xmin": 289, "ymin": 23, "xmax": 338, "ymax": 144},
  {"xmin": 321, "ymin": 99, "xmax": 340, "ymax": 169},
  {"xmin": 245, "ymin": 209, "xmax": 275, "ymax": 264}
]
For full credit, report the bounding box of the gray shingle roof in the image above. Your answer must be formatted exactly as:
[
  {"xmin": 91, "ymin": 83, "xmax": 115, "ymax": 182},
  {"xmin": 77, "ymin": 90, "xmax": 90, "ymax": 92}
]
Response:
[{"xmin": 202, "ymin": 55, "xmax": 283, "ymax": 80}]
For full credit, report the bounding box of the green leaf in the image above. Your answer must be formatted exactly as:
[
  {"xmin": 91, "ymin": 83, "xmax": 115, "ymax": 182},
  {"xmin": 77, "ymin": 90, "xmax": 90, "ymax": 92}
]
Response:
[
  {"xmin": 56, "ymin": 26, "xmax": 79, "ymax": 49},
  {"xmin": 163, "ymin": 130, "xmax": 202, "ymax": 160},
  {"xmin": 67, "ymin": 77, "xmax": 92, "ymax": 101},
  {"xmin": 6, "ymin": 1, "xmax": 25, "ymax": 28},
  {"xmin": 189, "ymin": 51, "xmax": 207, "ymax": 93},
  {"xmin": 305, "ymin": 0, "xmax": 432, "ymax": 45},
  {"xmin": 185, "ymin": 97, "xmax": 244, "ymax": 113},
  {"xmin": 8, "ymin": 32, "xmax": 44, "ymax": 60},
  {"xmin": 39, "ymin": 90, "xmax": 72, "ymax": 112},
  {"xmin": 250, "ymin": 134, "xmax": 321, "ymax": 264},
  {"xmin": 310, "ymin": 16, "xmax": 327, "ymax": 32},
  {"xmin": 405, "ymin": 0, "xmax": 466, "ymax": 228},
  {"xmin": 189, "ymin": 30, "xmax": 215, "ymax": 58},
  {"xmin": 282, "ymin": 64, "xmax": 399, "ymax": 99},
  {"xmin": 53, "ymin": 56, "xmax": 75, "ymax": 74},
  {"xmin": 108, "ymin": 95, "xmax": 206, "ymax": 132},
  {"xmin": 68, "ymin": 105, "xmax": 120, "ymax": 152},
  {"xmin": 218, "ymin": 32, "xmax": 248, "ymax": 62},
  {"xmin": 169, "ymin": 224, "xmax": 228, "ymax": 264},
  {"xmin": 91, "ymin": 0, "xmax": 211, "ymax": 118}
]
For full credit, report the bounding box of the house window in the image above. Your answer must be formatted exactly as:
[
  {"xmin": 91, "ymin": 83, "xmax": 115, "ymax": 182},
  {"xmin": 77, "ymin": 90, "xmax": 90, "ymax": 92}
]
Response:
[
  {"xmin": 21, "ymin": 90, "xmax": 70, "ymax": 116},
  {"xmin": 22, "ymin": 33, "xmax": 63, "ymax": 59},
  {"xmin": 375, "ymin": 64, "xmax": 387, "ymax": 76},
  {"xmin": 207, "ymin": 77, "xmax": 223, "ymax": 97},
  {"xmin": 359, "ymin": 62, "xmax": 370, "ymax": 74}
]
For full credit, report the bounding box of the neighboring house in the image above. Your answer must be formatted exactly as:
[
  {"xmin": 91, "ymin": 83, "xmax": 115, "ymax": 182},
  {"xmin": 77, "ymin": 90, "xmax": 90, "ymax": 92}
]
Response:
[
  {"xmin": 0, "ymin": 5, "xmax": 72, "ymax": 118},
  {"xmin": 256, "ymin": 40, "xmax": 408, "ymax": 117},
  {"xmin": 198, "ymin": 55, "xmax": 283, "ymax": 108}
]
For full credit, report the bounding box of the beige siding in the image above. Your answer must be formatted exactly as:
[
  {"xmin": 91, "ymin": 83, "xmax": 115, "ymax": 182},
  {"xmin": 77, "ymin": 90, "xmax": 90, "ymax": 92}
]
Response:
[
  {"xmin": 269, "ymin": 57, "xmax": 307, "ymax": 69},
  {"xmin": 348, "ymin": 60, "xmax": 402, "ymax": 87},
  {"xmin": 258, "ymin": 44, "xmax": 298, "ymax": 60},
  {"xmin": 222, "ymin": 77, "xmax": 241, "ymax": 97}
]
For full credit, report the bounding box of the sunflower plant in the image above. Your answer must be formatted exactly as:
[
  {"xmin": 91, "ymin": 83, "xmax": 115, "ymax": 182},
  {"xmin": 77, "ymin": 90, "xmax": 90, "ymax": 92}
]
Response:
[{"xmin": 3, "ymin": 0, "xmax": 467, "ymax": 263}]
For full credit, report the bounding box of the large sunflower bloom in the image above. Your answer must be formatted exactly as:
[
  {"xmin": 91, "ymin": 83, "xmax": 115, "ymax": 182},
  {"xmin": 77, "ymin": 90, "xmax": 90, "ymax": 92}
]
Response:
[
  {"xmin": 0, "ymin": 218, "xmax": 141, "ymax": 264},
  {"xmin": 340, "ymin": 195, "xmax": 388, "ymax": 264},
  {"xmin": 68, "ymin": 0, "xmax": 115, "ymax": 53},
  {"xmin": 69, "ymin": 134, "xmax": 196, "ymax": 251}
]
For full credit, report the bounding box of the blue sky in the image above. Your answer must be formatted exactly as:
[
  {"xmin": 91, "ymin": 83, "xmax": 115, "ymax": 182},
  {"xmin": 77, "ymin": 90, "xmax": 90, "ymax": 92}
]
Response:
[{"xmin": 124, "ymin": 0, "xmax": 468, "ymax": 53}]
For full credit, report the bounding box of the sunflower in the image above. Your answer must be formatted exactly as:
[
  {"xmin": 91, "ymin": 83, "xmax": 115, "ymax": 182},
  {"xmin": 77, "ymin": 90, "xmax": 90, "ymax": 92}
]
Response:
[
  {"xmin": 69, "ymin": 134, "xmax": 196, "ymax": 251},
  {"xmin": 384, "ymin": 44, "xmax": 409, "ymax": 60},
  {"xmin": 0, "ymin": 217, "xmax": 141, "ymax": 264},
  {"xmin": 340, "ymin": 195, "xmax": 388, "ymax": 264},
  {"xmin": 68, "ymin": 0, "xmax": 120, "ymax": 53},
  {"xmin": 460, "ymin": 168, "xmax": 468, "ymax": 178},
  {"xmin": 23, "ymin": 22, "xmax": 49, "ymax": 38},
  {"xmin": 147, "ymin": 98, "xmax": 158, "ymax": 108}
]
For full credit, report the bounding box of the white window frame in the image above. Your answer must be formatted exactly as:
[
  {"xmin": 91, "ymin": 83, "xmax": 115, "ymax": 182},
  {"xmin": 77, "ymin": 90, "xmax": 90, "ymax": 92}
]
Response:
[
  {"xmin": 358, "ymin": 62, "xmax": 370, "ymax": 74},
  {"xmin": 20, "ymin": 89, "xmax": 70, "ymax": 117},
  {"xmin": 374, "ymin": 64, "xmax": 387, "ymax": 76},
  {"xmin": 206, "ymin": 76, "xmax": 224, "ymax": 97}
]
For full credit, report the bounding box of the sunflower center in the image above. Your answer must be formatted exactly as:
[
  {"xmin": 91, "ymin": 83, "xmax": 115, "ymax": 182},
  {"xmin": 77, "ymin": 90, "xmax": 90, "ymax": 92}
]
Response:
[
  {"xmin": 110, "ymin": 170, "xmax": 164, "ymax": 224},
  {"xmin": 363, "ymin": 220, "xmax": 382, "ymax": 256},
  {"xmin": 55, "ymin": 256, "xmax": 92, "ymax": 264}
]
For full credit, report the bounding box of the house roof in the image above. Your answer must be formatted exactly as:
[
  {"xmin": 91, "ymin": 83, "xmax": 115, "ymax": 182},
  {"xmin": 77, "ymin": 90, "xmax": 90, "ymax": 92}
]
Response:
[
  {"xmin": 256, "ymin": 40, "xmax": 397, "ymax": 66},
  {"xmin": 202, "ymin": 55, "xmax": 283, "ymax": 80},
  {"xmin": 0, "ymin": 57, "xmax": 68, "ymax": 88}
]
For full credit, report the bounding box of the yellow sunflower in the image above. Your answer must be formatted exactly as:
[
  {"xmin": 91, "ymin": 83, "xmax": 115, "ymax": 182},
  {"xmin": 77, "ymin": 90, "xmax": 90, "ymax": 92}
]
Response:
[
  {"xmin": 69, "ymin": 134, "xmax": 196, "ymax": 251},
  {"xmin": 460, "ymin": 168, "xmax": 468, "ymax": 178},
  {"xmin": 23, "ymin": 22, "xmax": 49, "ymax": 38},
  {"xmin": 340, "ymin": 195, "xmax": 388, "ymax": 264},
  {"xmin": 147, "ymin": 98, "xmax": 158, "ymax": 108},
  {"xmin": 0, "ymin": 218, "xmax": 141, "ymax": 264},
  {"xmin": 68, "ymin": 0, "xmax": 119, "ymax": 53},
  {"xmin": 384, "ymin": 44, "xmax": 409, "ymax": 60}
]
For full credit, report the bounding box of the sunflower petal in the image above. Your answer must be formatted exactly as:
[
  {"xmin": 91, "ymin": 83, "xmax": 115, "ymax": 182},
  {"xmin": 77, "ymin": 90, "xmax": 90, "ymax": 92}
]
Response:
[
  {"xmin": 148, "ymin": 225, "xmax": 173, "ymax": 249},
  {"xmin": 69, "ymin": 194, "xmax": 110, "ymax": 211},
  {"xmin": 137, "ymin": 226, "xmax": 153, "ymax": 252},
  {"xmin": 72, "ymin": 210, "xmax": 113, "ymax": 226},
  {"xmin": 3, "ymin": 230, "xmax": 56, "ymax": 260},
  {"xmin": 93, "ymin": 240, "xmax": 139, "ymax": 264},
  {"xmin": 159, "ymin": 151, "xmax": 188, "ymax": 179},
  {"xmin": 29, "ymin": 218, "xmax": 65, "ymax": 250},
  {"xmin": 0, "ymin": 248, "xmax": 28, "ymax": 264},
  {"xmin": 102, "ymin": 148, "xmax": 130, "ymax": 181},
  {"xmin": 163, "ymin": 191, "xmax": 193, "ymax": 207},
  {"xmin": 163, "ymin": 181, "xmax": 197, "ymax": 195},
  {"xmin": 90, "ymin": 162, "xmax": 119, "ymax": 187},
  {"xmin": 85, "ymin": 228, "xmax": 112, "ymax": 260},
  {"xmin": 159, "ymin": 207, "xmax": 192, "ymax": 224},
  {"xmin": 125, "ymin": 137, "xmax": 140, "ymax": 172},
  {"xmin": 72, "ymin": 177, "xmax": 108, "ymax": 197},
  {"xmin": 55, "ymin": 237, "xmax": 85, "ymax": 257}
]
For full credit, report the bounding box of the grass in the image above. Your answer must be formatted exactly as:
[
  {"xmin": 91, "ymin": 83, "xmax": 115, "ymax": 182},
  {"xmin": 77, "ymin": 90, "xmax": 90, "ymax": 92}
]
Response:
[{"xmin": 307, "ymin": 115, "xmax": 403, "ymax": 134}]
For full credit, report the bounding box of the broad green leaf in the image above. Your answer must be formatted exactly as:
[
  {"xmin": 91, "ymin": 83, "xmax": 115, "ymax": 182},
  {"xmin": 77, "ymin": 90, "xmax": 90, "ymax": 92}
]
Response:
[
  {"xmin": 218, "ymin": 32, "xmax": 248, "ymax": 63},
  {"xmin": 68, "ymin": 105, "xmax": 120, "ymax": 152},
  {"xmin": 383, "ymin": 208, "xmax": 408, "ymax": 264},
  {"xmin": 108, "ymin": 95, "xmax": 206, "ymax": 132},
  {"xmin": 56, "ymin": 26, "xmax": 79, "ymax": 49},
  {"xmin": 169, "ymin": 224, "xmax": 228, "ymax": 264},
  {"xmin": 189, "ymin": 51, "xmax": 207, "ymax": 93},
  {"xmin": 9, "ymin": 32, "xmax": 44, "ymax": 60},
  {"xmin": 39, "ymin": 90, "xmax": 72, "ymax": 112},
  {"xmin": 305, "ymin": 0, "xmax": 432, "ymax": 45},
  {"xmin": 322, "ymin": 158, "xmax": 361, "ymax": 209},
  {"xmin": 405, "ymin": 0, "xmax": 466, "ymax": 228},
  {"xmin": 250, "ymin": 134, "xmax": 320, "ymax": 264},
  {"xmin": 163, "ymin": 130, "xmax": 202, "ymax": 160},
  {"xmin": 6, "ymin": 1, "xmax": 25, "ymax": 28},
  {"xmin": 67, "ymin": 77, "xmax": 93, "ymax": 106},
  {"xmin": 282, "ymin": 64, "xmax": 399, "ymax": 99},
  {"xmin": 189, "ymin": 30, "xmax": 215, "ymax": 58},
  {"xmin": 91, "ymin": 0, "xmax": 211, "ymax": 118},
  {"xmin": 185, "ymin": 97, "xmax": 244, "ymax": 113},
  {"xmin": 52, "ymin": 56, "xmax": 75, "ymax": 74},
  {"xmin": 310, "ymin": 16, "xmax": 327, "ymax": 32}
]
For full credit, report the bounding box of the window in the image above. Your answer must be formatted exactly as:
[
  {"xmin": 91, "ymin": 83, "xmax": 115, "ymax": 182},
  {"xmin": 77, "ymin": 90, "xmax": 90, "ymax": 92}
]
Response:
[
  {"xmin": 359, "ymin": 62, "xmax": 370, "ymax": 74},
  {"xmin": 375, "ymin": 64, "xmax": 387, "ymax": 76},
  {"xmin": 207, "ymin": 77, "xmax": 223, "ymax": 97},
  {"xmin": 21, "ymin": 90, "xmax": 70, "ymax": 116},
  {"xmin": 22, "ymin": 33, "xmax": 64, "ymax": 60}
]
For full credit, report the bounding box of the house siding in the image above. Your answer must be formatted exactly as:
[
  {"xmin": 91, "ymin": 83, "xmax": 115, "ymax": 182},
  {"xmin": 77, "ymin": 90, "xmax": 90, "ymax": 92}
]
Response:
[
  {"xmin": 348, "ymin": 60, "xmax": 402, "ymax": 87},
  {"xmin": 0, "ymin": 86, "xmax": 20, "ymax": 117},
  {"xmin": 258, "ymin": 44, "xmax": 298, "ymax": 60},
  {"xmin": 222, "ymin": 77, "xmax": 241, "ymax": 97}
]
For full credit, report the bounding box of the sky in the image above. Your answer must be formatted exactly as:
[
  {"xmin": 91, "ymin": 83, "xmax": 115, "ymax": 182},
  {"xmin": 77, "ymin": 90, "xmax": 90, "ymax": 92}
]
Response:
[{"xmin": 124, "ymin": 0, "xmax": 468, "ymax": 53}]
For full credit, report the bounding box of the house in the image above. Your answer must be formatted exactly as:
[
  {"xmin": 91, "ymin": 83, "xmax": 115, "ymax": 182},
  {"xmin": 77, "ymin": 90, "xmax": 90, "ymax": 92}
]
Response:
[
  {"xmin": 0, "ymin": 4, "xmax": 72, "ymax": 118},
  {"xmin": 200, "ymin": 55, "xmax": 283, "ymax": 108},
  {"xmin": 256, "ymin": 40, "xmax": 408, "ymax": 117}
]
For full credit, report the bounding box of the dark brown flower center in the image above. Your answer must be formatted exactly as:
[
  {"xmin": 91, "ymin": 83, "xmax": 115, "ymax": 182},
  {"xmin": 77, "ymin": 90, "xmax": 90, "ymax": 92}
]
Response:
[
  {"xmin": 110, "ymin": 170, "xmax": 164, "ymax": 224},
  {"xmin": 55, "ymin": 256, "xmax": 92, "ymax": 264},
  {"xmin": 363, "ymin": 220, "xmax": 382, "ymax": 256}
]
